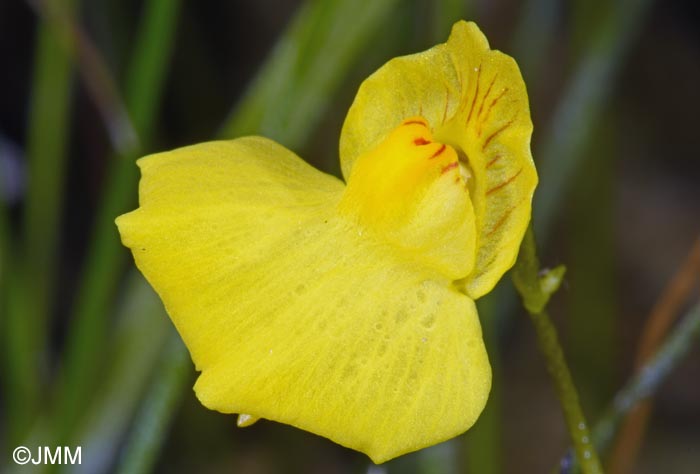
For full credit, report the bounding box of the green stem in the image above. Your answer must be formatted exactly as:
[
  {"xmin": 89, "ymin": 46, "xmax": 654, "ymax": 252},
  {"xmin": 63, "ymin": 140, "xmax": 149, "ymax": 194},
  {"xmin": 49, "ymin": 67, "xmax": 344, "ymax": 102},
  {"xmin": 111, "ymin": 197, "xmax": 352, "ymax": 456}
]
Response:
[
  {"xmin": 513, "ymin": 227, "xmax": 602, "ymax": 474},
  {"xmin": 53, "ymin": 0, "xmax": 181, "ymax": 442},
  {"xmin": 504, "ymin": 7, "xmax": 656, "ymax": 460},
  {"xmin": 511, "ymin": 1, "xmax": 655, "ymax": 470},
  {"xmin": 3, "ymin": 0, "xmax": 78, "ymax": 445},
  {"xmin": 529, "ymin": 310, "xmax": 603, "ymax": 474},
  {"xmin": 560, "ymin": 301, "xmax": 700, "ymax": 473}
]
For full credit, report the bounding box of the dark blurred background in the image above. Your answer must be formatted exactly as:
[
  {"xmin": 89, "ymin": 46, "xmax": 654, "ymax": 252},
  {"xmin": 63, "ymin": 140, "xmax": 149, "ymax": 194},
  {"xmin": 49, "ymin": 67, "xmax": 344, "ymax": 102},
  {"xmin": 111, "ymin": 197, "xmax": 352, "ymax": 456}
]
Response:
[{"xmin": 1, "ymin": 1, "xmax": 699, "ymax": 473}]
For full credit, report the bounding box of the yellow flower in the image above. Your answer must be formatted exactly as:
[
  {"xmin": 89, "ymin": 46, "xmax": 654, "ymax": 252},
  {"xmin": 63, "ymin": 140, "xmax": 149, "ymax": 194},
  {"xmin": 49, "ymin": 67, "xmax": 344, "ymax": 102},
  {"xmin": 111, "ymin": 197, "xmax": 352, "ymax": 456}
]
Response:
[{"xmin": 116, "ymin": 21, "xmax": 536, "ymax": 463}]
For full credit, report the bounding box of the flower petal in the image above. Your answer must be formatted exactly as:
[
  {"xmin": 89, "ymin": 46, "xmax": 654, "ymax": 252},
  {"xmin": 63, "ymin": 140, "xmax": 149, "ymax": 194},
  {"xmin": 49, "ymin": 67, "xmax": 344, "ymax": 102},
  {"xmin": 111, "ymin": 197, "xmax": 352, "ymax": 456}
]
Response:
[
  {"xmin": 116, "ymin": 138, "xmax": 491, "ymax": 463},
  {"xmin": 117, "ymin": 137, "xmax": 345, "ymax": 369},
  {"xmin": 340, "ymin": 21, "xmax": 537, "ymax": 299}
]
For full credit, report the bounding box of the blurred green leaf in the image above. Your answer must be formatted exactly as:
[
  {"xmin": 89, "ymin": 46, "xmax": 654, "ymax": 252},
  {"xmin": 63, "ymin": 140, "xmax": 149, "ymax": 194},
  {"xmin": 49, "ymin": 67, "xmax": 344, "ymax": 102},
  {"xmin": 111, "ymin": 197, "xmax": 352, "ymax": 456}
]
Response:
[
  {"xmin": 534, "ymin": 0, "xmax": 655, "ymax": 238},
  {"xmin": 3, "ymin": 0, "xmax": 78, "ymax": 445},
  {"xmin": 431, "ymin": 0, "xmax": 473, "ymax": 43},
  {"xmin": 567, "ymin": 119, "xmax": 617, "ymax": 415},
  {"xmin": 511, "ymin": 0, "xmax": 560, "ymax": 83},
  {"xmin": 115, "ymin": 331, "xmax": 189, "ymax": 474},
  {"xmin": 220, "ymin": 0, "xmax": 402, "ymax": 149},
  {"xmin": 66, "ymin": 273, "xmax": 170, "ymax": 473},
  {"xmin": 53, "ymin": 0, "xmax": 182, "ymax": 444}
]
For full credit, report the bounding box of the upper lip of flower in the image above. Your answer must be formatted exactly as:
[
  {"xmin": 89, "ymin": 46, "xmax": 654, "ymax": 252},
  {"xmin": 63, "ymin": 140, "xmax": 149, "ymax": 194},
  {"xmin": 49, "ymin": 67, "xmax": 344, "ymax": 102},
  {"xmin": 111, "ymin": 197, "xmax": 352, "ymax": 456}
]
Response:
[{"xmin": 341, "ymin": 20, "xmax": 537, "ymax": 300}]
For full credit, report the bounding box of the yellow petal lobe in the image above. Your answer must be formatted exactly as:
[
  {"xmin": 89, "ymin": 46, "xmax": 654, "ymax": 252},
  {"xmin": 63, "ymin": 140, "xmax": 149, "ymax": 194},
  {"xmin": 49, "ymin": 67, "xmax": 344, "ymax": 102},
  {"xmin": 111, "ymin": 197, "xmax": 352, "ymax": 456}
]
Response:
[
  {"xmin": 340, "ymin": 21, "xmax": 537, "ymax": 299},
  {"xmin": 116, "ymin": 137, "xmax": 491, "ymax": 463},
  {"xmin": 117, "ymin": 138, "xmax": 344, "ymax": 369}
]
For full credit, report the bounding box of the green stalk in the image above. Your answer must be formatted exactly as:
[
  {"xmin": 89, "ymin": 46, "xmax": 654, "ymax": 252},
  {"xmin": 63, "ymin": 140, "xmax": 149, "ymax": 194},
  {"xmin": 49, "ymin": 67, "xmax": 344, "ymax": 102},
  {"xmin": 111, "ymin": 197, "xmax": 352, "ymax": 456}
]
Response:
[
  {"xmin": 503, "ymin": 1, "xmax": 654, "ymax": 466},
  {"xmin": 503, "ymin": 1, "xmax": 654, "ymax": 458},
  {"xmin": 513, "ymin": 228, "xmax": 602, "ymax": 474},
  {"xmin": 3, "ymin": 0, "xmax": 78, "ymax": 445},
  {"xmin": 530, "ymin": 310, "xmax": 603, "ymax": 474},
  {"xmin": 53, "ymin": 0, "xmax": 181, "ymax": 441}
]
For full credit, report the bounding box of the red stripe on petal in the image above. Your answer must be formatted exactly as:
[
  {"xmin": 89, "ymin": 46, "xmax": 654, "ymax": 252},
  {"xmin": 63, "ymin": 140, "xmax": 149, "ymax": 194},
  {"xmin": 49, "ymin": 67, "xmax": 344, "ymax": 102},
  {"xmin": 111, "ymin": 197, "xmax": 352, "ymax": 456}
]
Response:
[
  {"xmin": 428, "ymin": 144, "xmax": 447, "ymax": 159},
  {"xmin": 486, "ymin": 168, "xmax": 523, "ymax": 195},
  {"xmin": 441, "ymin": 162, "xmax": 458, "ymax": 174}
]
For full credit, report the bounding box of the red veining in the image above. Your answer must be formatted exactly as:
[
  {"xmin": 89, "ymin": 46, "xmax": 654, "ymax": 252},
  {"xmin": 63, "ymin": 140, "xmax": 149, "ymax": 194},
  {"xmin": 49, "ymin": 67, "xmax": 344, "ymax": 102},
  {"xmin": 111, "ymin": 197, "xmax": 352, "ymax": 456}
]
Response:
[
  {"xmin": 486, "ymin": 155, "xmax": 502, "ymax": 168},
  {"xmin": 480, "ymin": 88, "xmax": 509, "ymax": 133},
  {"xmin": 414, "ymin": 137, "xmax": 431, "ymax": 146},
  {"xmin": 482, "ymin": 119, "xmax": 514, "ymax": 151},
  {"xmin": 404, "ymin": 119, "xmax": 427, "ymax": 126},
  {"xmin": 487, "ymin": 88, "xmax": 508, "ymax": 116},
  {"xmin": 477, "ymin": 74, "xmax": 498, "ymax": 123},
  {"xmin": 486, "ymin": 205, "xmax": 518, "ymax": 236},
  {"xmin": 441, "ymin": 162, "xmax": 458, "ymax": 174},
  {"xmin": 428, "ymin": 144, "xmax": 447, "ymax": 159},
  {"xmin": 442, "ymin": 85, "xmax": 450, "ymax": 124},
  {"xmin": 465, "ymin": 63, "xmax": 482, "ymax": 126},
  {"xmin": 486, "ymin": 168, "xmax": 523, "ymax": 196}
]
